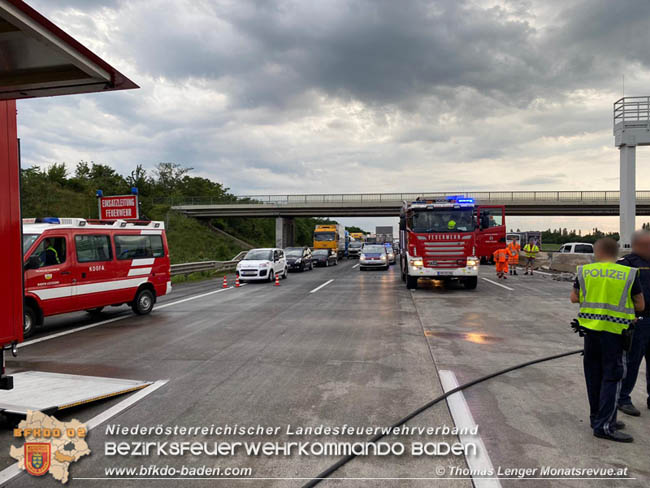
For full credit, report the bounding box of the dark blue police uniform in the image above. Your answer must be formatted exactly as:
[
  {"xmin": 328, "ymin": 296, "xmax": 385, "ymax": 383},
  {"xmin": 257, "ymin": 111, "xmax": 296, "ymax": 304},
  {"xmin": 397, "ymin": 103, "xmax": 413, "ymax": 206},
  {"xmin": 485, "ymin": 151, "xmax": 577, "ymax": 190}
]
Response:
[{"xmin": 617, "ymin": 253, "xmax": 650, "ymax": 409}]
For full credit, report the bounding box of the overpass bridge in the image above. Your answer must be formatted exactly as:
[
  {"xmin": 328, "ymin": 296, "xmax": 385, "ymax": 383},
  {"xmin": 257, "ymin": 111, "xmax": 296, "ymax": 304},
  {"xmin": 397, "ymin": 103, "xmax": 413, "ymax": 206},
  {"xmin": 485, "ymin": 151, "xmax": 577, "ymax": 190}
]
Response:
[
  {"xmin": 170, "ymin": 190, "xmax": 650, "ymax": 217},
  {"xmin": 169, "ymin": 190, "xmax": 650, "ymax": 247}
]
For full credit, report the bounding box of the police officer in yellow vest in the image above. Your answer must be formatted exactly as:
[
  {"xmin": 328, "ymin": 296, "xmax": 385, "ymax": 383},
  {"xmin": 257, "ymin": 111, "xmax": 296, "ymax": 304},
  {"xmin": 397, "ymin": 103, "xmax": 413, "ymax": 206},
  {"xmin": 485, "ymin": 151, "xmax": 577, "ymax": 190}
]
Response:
[
  {"xmin": 570, "ymin": 238, "xmax": 645, "ymax": 442},
  {"xmin": 522, "ymin": 238, "xmax": 539, "ymax": 275}
]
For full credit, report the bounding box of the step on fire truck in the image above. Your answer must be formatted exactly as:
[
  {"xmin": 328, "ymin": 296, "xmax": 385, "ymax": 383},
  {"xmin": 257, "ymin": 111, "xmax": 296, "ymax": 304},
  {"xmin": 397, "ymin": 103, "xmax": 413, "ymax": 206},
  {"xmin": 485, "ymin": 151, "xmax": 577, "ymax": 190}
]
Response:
[
  {"xmin": 399, "ymin": 196, "xmax": 506, "ymax": 290},
  {"xmin": 22, "ymin": 218, "xmax": 171, "ymax": 337}
]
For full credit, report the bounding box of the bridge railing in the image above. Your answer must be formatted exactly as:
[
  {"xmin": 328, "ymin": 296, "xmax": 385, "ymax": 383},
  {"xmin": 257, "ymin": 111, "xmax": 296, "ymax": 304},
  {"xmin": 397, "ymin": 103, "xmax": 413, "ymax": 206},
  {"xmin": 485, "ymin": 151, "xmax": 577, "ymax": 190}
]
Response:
[{"xmin": 160, "ymin": 191, "xmax": 650, "ymax": 207}]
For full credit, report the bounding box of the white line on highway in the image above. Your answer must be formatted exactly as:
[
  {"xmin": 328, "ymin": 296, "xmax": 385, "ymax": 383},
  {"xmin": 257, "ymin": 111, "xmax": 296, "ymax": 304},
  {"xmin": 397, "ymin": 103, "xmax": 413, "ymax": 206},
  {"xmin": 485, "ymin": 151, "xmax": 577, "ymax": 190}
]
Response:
[
  {"xmin": 531, "ymin": 270, "xmax": 553, "ymax": 276},
  {"xmin": 0, "ymin": 380, "xmax": 169, "ymax": 486},
  {"xmin": 439, "ymin": 370, "xmax": 501, "ymax": 488},
  {"xmin": 19, "ymin": 286, "xmax": 238, "ymax": 349},
  {"xmin": 352, "ymin": 263, "xmax": 360, "ymax": 268},
  {"xmin": 310, "ymin": 279, "xmax": 334, "ymax": 293},
  {"xmin": 481, "ymin": 277, "xmax": 514, "ymax": 291}
]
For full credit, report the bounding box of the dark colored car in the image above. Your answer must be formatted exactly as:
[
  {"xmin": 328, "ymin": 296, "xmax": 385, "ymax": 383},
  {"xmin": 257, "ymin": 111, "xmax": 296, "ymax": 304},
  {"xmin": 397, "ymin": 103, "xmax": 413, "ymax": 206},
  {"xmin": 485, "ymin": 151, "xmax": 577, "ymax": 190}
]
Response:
[
  {"xmin": 348, "ymin": 241, "xmax": 363, "ymax": 258},
  {"xmin": 312, "ymin": 249, "xmax": 338, "ymax": 267},
  {"xmin": 285, "ymin": 246, "xmax": 313, "ymax": 271}
]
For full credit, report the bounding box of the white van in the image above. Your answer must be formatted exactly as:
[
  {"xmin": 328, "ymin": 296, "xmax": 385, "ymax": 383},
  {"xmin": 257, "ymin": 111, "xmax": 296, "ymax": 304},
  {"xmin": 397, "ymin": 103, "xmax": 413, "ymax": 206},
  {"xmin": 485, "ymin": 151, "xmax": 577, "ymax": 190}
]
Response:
[
  {"xmin": 559, "ymin": 242, "xmax": 594, "ymax": 254},
  {"xmin": 236, "ymin": 248, "xmax": 288, "ymax": 282}
]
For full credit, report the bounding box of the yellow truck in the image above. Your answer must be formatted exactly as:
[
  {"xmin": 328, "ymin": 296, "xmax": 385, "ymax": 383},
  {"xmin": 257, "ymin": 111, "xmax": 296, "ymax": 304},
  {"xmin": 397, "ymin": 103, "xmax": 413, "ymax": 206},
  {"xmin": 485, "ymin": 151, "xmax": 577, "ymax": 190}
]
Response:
[
  {"xmin": 349, "ymin": 232, "xmax": 365, "ymax": 241},
  {"xmin": 313, "ymin": 224, "xmax": 346, "ymax": 258}
]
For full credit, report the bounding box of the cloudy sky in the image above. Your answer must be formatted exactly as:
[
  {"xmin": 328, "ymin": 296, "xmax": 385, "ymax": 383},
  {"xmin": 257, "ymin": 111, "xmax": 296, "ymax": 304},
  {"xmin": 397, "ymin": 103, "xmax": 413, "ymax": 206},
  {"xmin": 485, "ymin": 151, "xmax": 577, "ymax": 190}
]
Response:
[{"xmin": 17, "ymin": 0, "xmax": 650, "ymax": 232}]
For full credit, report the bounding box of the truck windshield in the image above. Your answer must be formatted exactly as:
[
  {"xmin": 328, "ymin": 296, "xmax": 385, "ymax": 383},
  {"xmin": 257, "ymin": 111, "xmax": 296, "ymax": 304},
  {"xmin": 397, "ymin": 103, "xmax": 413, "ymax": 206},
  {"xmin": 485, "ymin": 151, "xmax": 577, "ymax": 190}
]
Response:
[
  {"xmin": 409, "ymin": 209, "xmax": 475, "ymax": 233},
  {"xmin": 314, "ymin": 232, "xmax": 336, "ymax": 242},
  {"xmin": 244, "ymin": 250, "xmax": 273, "ymax": 261},
  {"xmin": 23, "ymin": 234, "xmax": 38, "ymax": 255}
]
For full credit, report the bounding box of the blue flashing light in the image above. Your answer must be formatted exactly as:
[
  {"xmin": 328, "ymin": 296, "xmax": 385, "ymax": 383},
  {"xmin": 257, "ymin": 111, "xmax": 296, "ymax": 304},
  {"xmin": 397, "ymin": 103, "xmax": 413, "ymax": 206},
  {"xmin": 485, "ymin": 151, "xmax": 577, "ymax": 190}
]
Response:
[
  {"xmin": 41, "ymin": 217, "xmax": 60, "ymax": 224},
  {"xmin": 96, "ymin": 189, "xmax": 103, "ymax": 197},
  {"xmin": 457, "ymin": 198, "xmax": 475, "ymax": 204},
  {"xmin": 131, "ymin": 187, "xmax": 138, "ymax": 195}
]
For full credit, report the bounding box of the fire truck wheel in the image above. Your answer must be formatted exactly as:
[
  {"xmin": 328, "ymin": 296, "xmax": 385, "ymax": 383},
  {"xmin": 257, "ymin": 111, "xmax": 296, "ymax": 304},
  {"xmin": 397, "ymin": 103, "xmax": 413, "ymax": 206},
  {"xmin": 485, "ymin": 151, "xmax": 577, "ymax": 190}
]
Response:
[
  {"xmin": 86, "ymin": 307, "xmax": 104, "ymax": 315},
  {"xmin": 406, "ymin": 275, "xmax": 418, "ymax": 289},
  {"xmin": 464, "ymin": 277, "xmax": 478, "ymax": 289},
  {"xmin": 132, "ymin": 288, "xmax": 155, "ymax": 315},
  {"xmin": 23, "ymin": 306, "xmax": 36, "ymax": 338}
]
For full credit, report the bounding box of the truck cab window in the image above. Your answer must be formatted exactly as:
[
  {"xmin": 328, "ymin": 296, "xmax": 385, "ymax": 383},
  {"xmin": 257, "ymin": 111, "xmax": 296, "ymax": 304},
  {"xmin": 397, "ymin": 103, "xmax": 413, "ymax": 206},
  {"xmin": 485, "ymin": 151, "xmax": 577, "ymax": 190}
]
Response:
[
  {"xmin": 75, "ymin": 235, "xmax": 113, "ymax": 262},
  {"xmin": 29, "ymin": 237, "xmax": 66, "ymax": 268}
]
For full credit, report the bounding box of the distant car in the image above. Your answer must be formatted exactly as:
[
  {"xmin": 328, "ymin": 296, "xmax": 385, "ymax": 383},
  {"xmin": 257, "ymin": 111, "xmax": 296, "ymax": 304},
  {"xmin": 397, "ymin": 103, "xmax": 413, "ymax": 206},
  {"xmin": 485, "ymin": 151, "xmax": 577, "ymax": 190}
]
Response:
[
  {"xmin": 360, "ymin": 245, "xmax": 389, "ymax": 271},
  {"xmin": 348, "ymin": 241, "xmax": 363, "ymax": 258},
  {"xmin": 384, "ymin": 243, "xmax": 396, "ymax": 264},
  {"xmin": 236, "ymin": 248, "xmax": 288, "ymax": 282},
  {"xmin": 285, "ymin": 246, "xmax": 313, "ymax": 271},
  {"xmin": 559, "ymin": 242, "xmax": 594, "ymax": 255},
  {"xmin": 312, "ymin": 249, "xmax": 338, "ymax": 267}
]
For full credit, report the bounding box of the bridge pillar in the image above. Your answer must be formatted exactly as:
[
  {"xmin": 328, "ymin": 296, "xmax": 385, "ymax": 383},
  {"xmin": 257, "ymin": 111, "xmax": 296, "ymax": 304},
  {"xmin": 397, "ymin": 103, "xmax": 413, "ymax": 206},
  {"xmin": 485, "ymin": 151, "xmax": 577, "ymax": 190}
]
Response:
[
  {"xmin": 275, "ymin": 217, "xmax": 295, "ymax": 248},
  {"xmin": 620, "ymin": 144, "xmax": 636, "ymax": 250}
]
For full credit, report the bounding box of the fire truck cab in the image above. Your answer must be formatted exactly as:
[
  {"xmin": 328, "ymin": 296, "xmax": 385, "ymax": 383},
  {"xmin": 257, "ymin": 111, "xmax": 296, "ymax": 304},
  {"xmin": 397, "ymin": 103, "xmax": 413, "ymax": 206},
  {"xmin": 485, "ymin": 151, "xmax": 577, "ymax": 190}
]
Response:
[{"xmin": 22, "ymin": 218, "xmax": 171, "ymax": 337}]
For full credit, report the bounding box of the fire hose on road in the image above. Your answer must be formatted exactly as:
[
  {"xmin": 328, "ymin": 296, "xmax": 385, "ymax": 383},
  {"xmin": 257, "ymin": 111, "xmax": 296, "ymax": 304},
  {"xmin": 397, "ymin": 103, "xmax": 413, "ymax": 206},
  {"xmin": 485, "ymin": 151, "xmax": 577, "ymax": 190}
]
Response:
[{"xmin": 302, "ymin": 347, "xmax": 584, "ymax": 487}]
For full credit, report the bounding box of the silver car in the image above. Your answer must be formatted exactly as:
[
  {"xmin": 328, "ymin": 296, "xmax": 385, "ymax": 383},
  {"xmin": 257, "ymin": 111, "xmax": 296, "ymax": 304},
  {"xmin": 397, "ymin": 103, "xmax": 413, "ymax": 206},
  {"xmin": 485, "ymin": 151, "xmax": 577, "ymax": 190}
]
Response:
[{"xmin": 359, "ymin": 245, "xmax": 389, "ymax": 271}]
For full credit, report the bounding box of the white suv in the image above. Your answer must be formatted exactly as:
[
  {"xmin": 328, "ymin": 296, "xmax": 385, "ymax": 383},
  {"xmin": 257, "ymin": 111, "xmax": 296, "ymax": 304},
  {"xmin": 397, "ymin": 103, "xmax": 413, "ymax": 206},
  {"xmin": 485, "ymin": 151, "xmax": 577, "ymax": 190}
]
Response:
[{"xmin": 236, "ymin": 248, "xmax": 288, "ymax": 282}]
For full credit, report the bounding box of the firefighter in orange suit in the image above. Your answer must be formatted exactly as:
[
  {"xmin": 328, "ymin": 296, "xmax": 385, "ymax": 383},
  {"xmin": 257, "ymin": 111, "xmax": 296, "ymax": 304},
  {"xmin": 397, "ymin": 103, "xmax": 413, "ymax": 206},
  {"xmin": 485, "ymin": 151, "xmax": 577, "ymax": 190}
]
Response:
[
  {"xmin": 507, "ymin": 236, "xmax": 521, "ymax": 276},
  {"xmin": 493, "ymin": 247, "xmax": 512, "ymax": 279}
]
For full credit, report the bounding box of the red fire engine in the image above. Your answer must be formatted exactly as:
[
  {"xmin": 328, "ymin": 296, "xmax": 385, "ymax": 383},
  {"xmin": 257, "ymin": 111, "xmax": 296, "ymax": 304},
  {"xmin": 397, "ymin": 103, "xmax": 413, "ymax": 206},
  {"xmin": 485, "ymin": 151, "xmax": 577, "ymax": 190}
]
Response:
[
  {"xmin": 399, "ymin": 197, "xmax": 506, "ymax": 289},
  {"xmin": 22, "ymin": 218, "xmax": 171, "ymax": 337}
]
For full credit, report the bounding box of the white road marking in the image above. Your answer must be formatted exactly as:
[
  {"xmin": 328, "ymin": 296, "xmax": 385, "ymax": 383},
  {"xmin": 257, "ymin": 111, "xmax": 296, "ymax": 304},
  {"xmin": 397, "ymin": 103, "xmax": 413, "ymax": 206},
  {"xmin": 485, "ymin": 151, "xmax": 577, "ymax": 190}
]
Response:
[
  {"xmin": 531, "ymin": 270, "xmax": 553, "ymax": 276},
  {"xmin": 481, "ymin": 277, "xmax": 514, "ymax": 291},
  {"xmin": 439, "ymin": 370, "xmax": 502, "ymax": 488},
  {"xmin": 352, "ymin": 263, "xmax": 360, "ymax": 268},
  {"xmin": 310, "ymin": 279, "xmax": 334, "ymax": 293},
  {"xmin": 0, "ymin": 379, "xmax": 169, "ymax": 486},
  {"xmin": 19, "ymin": 286, "xmax": 239, "ymax": 349}
]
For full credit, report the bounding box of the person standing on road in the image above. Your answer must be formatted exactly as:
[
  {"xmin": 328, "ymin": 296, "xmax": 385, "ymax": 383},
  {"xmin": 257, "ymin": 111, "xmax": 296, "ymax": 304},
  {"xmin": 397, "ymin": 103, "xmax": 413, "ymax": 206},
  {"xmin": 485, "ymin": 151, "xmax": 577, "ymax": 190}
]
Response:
[
  {"xmin": 570, "ymin": 237, "xmax": 645, "ymax": 442},
  {"xmin": 507, "ymin": 236, "xmax": 520, "ymax": 276},
  {"xmin": 617, "ymin": 230, "xmax": 650, "ymax": 417},
  {"xmin": 522, "ymin": 238, "xmax": 539, "ymax": 275},
  {"xmin": 493, "ymin": 246, "xmax": 511, "ymax": 280}
]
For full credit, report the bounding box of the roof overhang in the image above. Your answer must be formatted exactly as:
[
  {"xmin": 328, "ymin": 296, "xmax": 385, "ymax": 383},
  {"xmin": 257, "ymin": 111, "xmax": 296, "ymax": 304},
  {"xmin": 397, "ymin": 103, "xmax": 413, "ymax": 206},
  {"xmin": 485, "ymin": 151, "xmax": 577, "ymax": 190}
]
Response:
[{"xmin": 0, "ymin": 0, "xmax": 138, "ymax": 100}]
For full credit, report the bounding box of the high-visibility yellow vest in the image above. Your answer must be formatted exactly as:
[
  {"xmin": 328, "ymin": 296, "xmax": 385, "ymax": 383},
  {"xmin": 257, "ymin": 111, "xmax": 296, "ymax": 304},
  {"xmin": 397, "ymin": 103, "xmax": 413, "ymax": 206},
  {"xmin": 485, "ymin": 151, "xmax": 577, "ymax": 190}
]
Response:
[
  {"xmin": 576, "ymin": 262, "xmax": 637, "ymax": 335},
  {"xmin": 447, "ymin": 220, "xmax": 456, "ymax": 230},
  {"xmin": 523, "ymin": 244, "xmax": 539, "ymax": 258}
]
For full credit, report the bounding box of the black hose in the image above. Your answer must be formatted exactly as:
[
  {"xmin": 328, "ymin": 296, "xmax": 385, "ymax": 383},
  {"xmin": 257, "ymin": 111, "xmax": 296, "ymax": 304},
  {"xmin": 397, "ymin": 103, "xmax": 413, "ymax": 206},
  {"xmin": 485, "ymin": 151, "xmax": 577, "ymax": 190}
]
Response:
[{"xmin": 302, "ymin": 348, "xmax": 583, "ymax": 487}]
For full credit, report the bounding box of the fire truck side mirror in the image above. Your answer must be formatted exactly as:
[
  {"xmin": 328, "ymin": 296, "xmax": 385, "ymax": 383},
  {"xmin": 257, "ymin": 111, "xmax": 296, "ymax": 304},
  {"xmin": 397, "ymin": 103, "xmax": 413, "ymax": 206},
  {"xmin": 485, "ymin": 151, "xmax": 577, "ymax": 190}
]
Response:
[{"xmin": 24, "ymin": 255, "xmax": 40, "ymax": 271}]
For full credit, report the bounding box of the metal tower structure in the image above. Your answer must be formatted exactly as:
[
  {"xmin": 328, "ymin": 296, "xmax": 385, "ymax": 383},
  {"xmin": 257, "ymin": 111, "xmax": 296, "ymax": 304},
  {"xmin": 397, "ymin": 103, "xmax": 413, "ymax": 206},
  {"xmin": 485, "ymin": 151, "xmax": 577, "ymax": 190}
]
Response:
[{"xmin": 614, "ymin": 97, "xmax": 650, "ymax": 249}]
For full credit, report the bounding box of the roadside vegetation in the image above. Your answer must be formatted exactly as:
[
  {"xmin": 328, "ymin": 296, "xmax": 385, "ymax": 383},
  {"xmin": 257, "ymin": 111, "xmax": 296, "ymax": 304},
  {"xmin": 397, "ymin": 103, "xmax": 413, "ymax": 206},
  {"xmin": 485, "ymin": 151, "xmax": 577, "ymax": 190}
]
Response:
[{"xmin": 21, "ymin": 162, "xmax": 334, "ymax": 264}]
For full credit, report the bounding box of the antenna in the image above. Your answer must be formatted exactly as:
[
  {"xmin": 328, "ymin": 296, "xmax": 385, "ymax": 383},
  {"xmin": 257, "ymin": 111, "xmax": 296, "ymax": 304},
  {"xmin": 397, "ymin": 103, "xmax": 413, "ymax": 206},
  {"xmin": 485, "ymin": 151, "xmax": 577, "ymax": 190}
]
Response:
[{"xmin": 622, "ymin": 74, "xmax": 625, "ymax": 97}]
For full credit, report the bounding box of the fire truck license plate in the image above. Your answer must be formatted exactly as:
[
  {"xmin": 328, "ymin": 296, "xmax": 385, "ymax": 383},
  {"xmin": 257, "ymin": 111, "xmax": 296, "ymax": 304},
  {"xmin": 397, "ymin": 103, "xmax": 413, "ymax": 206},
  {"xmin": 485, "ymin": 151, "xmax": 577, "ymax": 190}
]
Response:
[{"xmin": 436, "ymin": 271, "xmax": 452, "ymax": 276}]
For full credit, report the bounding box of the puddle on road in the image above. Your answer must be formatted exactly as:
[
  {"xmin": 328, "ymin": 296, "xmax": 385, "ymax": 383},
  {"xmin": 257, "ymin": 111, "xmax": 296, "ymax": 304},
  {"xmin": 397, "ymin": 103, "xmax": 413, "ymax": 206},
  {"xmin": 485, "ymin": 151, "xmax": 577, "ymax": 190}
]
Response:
[{"xmin": 423, "ymin": 330, "xmax": 504, "ymax": 344}]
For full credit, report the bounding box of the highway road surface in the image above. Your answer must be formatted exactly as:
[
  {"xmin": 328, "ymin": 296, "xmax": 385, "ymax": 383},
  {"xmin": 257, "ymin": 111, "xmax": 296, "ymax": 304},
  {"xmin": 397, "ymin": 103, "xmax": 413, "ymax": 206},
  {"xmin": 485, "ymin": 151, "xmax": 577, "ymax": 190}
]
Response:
[{"xmin": 1, "ymin": 261, "xmax": 648, "ymax": 487}]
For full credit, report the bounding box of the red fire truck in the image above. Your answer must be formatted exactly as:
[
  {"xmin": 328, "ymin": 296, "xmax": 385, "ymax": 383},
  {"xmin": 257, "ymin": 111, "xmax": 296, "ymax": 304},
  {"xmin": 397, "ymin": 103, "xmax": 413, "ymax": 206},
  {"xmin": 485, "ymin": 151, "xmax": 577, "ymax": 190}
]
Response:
[
  {"xmin": 399, "ymin": 197, "xmax": 506, "ymax": 289},
  {"xmin": 22, "ymin": 218, "xmax": 171, "ymax": 337}
]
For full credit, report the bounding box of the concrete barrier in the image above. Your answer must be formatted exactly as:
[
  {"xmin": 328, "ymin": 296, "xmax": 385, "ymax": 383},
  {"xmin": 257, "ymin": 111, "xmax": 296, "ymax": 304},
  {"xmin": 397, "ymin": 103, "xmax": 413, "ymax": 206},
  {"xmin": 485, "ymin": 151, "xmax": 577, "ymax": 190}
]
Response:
[{"xmin": 549, "ymin": 253, "xmax": 593, "ymax": 273}]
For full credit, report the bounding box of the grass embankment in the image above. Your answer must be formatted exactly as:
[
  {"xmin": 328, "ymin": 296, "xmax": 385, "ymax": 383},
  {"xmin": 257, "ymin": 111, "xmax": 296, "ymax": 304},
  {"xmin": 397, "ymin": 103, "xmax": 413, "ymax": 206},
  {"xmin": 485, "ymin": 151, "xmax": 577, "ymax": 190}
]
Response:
[
  {"xmin": 541, "ymin": 243, "xmax": 561, "ymax": 252},
  {"xmin": 164, "ymin": 212, "xmax": 246, "ymax": 284}
]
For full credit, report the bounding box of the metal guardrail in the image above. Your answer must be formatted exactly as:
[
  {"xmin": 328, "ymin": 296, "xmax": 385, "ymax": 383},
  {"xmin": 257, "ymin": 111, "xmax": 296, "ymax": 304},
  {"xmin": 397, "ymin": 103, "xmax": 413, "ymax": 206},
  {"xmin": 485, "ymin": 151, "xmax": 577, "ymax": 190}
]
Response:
[
  {"xmin": 614, "ymin": 96, "xmax": 650, "ymax": 125},
  {"xmin": 170, "ymin": 251, "xmax": 248, "ymax": 277},
  {"xmin": 160, "ymin": 191, "xmax": 650, "ymax": 207}
]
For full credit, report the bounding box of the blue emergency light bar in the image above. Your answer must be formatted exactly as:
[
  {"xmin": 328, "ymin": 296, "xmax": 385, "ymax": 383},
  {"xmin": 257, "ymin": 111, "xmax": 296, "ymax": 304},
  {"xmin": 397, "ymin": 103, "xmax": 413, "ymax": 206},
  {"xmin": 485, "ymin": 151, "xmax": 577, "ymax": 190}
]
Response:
[{"xmin": 36, "ymin": 217, "xmax": 60, "ymax": 224}]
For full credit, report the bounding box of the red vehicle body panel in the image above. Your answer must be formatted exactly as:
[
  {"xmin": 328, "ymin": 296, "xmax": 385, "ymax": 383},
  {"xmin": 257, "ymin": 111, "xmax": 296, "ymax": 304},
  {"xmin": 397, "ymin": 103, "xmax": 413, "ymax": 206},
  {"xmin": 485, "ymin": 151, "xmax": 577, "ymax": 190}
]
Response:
[
  {"xmin": 406, "ymin": 231, "xmax": 474, "ymax": 269},
  {"xmin": 475, "ymin": 205, "xmax": 507, "ymax": 260},
  {"xmin": 22, "ymin": 221, "xmax": 170, "ymax": 322},
  {"xmin": 0, "ymin": 100, "xmax": 23, "ymax": 346}
]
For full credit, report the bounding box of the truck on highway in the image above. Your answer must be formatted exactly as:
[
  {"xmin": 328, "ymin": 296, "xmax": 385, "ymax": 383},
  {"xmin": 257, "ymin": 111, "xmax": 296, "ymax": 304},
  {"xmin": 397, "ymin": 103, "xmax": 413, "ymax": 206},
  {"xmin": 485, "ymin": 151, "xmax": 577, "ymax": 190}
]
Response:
[
  {"xmin": 22, "ymin": 217, "xmax": 171, "ymax": 337},
  {"xmin": 313, "ymin": 224, "xmax": 346, "ymax": 258},
  {"xmin": 349, "ymin": 232, "xmax": 365, "ymax": 242},
  {"xmin": 399, "ymin": 196, "xmax": 506, "ymax": 289},
  {"xmin": 375, "ymin": 226, "xmax": 393, "ymax": 244}
]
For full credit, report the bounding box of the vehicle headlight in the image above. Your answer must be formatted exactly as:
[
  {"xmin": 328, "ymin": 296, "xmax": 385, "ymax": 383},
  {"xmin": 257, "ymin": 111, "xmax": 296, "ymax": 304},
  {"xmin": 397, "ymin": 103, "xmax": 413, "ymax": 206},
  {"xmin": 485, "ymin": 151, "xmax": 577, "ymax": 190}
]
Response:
[
  {"xmin": 467, "ymin": 257, "xmax": 479, "ymax": 267},
  {"xmin": 259, "ymin": 262, "xmax": 269, "ymax": 268},
  {"xmin": 295, "ymin": 258, "xmax": 301, "ymax": 263},
  {"xmin": 360, "ymin": 254, "xmax": 366, "ymax": 260},
  {"xmin": 410, "ymin": 259, "xmax": 424, "ymax": 267}
]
